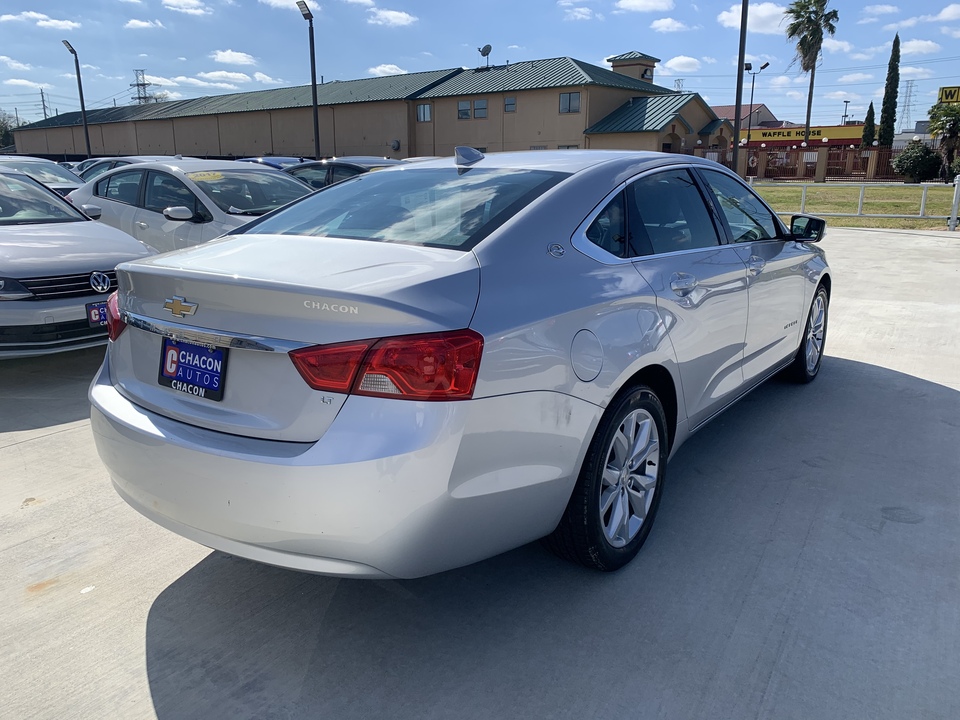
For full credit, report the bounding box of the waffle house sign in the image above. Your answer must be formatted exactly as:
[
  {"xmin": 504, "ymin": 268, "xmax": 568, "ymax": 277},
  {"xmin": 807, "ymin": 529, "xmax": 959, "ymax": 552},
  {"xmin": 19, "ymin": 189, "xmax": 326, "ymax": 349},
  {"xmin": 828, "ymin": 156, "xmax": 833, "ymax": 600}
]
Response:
[
  {"xmin": 938, "ymin": 86, "xmax": 960, "ymax": 103},
  {"xmin": 739, "ymin": 124, "xmax": 864, "ymax": 147}
]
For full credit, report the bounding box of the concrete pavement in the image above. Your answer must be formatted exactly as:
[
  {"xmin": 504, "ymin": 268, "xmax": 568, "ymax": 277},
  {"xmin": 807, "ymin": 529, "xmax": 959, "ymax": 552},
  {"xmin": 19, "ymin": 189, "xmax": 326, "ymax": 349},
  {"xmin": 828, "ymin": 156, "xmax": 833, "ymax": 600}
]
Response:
[{"xmin": 2, "ymin": 227, "xmax": 958, "ymax": 719}]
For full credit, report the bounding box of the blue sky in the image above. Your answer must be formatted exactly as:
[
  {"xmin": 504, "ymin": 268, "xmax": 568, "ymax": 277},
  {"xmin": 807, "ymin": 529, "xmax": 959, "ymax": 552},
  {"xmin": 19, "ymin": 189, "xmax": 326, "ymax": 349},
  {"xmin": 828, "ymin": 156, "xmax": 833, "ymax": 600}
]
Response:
[{"xmin": 1, "ymin": 0, "xmax": 957, "ymax": 129}]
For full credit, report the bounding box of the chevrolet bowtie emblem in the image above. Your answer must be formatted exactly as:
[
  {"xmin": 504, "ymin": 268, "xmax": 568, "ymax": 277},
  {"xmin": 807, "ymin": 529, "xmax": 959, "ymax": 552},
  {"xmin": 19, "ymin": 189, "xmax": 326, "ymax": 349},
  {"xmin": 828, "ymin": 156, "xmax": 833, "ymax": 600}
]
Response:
[{"xmin": 163, "ymin": 296, "xmax": 198, "ymax": 318}]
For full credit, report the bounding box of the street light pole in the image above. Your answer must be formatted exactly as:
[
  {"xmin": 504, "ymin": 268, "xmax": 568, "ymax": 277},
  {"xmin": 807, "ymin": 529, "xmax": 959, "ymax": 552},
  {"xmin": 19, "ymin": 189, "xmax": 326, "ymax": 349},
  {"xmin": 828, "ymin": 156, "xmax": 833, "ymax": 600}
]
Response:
[
  {"xmin": 731, "ymin": 0, "xmax": 749, "ymax": 175},
  {"xmin": 62, "ymin": 40, "xmax": 91, "ymax": 159},
  {"xmin": 745, "ymin": 61, "xmax": 769, "ymax": 148},
  {"xmin": 297, "ymin": 1, "xmax": 321, "ymax": 160}
]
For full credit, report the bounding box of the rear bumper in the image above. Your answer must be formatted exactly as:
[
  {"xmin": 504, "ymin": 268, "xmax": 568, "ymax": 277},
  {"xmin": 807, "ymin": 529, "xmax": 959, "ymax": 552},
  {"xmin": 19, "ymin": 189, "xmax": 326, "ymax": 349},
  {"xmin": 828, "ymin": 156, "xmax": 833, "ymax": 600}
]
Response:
[{"xmin": 90, "ymin": 352, "xmax": 601, "ymax": 578}]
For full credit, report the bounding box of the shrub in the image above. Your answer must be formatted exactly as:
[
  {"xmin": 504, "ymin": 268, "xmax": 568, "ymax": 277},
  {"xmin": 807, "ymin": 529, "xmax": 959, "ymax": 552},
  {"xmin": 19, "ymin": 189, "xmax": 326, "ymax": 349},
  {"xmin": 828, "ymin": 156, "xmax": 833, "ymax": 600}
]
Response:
[{"xmin": 892, "ymin": 142, "xmax": 942, "ymax": 182}]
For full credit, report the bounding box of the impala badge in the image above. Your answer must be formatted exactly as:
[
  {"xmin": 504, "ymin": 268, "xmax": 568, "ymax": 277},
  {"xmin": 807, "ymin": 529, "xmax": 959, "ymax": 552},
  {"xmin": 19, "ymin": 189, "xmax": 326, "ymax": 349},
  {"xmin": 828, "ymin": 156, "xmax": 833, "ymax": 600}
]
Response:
[{"xmin": 163, "ymin": 296, "xmax": 198, "ymax": 318}]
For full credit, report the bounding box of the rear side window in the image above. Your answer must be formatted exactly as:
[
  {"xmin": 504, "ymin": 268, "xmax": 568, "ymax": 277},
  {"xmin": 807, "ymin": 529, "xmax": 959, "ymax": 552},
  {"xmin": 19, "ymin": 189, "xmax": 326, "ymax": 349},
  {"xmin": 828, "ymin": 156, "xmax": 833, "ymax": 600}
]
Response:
[
  {"xmin": 330, "ymin": 166, "xmax": 360, "ymax": 184},
  {"xmin": 242, "ymin": 167, "xmax": 568, "ymax": 250},
  {"xmin": 95, "ymin": 169, "xmax": 144, "ymax": 205},
  {"xmin": 627, "ymin": 169, "xmax": 720, "ymax": 256},
  {"xmin": 290, "ymin": 166, "xmax": 328, "ymax": 190}
]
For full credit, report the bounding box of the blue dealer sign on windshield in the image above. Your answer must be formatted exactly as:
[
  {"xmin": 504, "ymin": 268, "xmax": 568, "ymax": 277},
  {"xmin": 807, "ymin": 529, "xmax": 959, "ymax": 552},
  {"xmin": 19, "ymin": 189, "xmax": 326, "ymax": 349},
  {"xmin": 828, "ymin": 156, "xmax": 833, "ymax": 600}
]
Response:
[{"xmin": 158, "ymin": 338, "xmax": 228, "ymax": 402}]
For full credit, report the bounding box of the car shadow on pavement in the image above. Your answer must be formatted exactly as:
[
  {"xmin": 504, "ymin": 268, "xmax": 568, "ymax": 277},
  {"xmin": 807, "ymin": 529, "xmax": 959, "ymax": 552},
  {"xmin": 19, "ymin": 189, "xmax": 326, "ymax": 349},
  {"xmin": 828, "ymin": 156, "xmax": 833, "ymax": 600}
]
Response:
[
  {"xmin": 0, "ymin": 347, "xmax": 105, "ymax": 433},
  {"xmin": 143, "ymin": 356, "xmax": 960, "ymax": 720}
]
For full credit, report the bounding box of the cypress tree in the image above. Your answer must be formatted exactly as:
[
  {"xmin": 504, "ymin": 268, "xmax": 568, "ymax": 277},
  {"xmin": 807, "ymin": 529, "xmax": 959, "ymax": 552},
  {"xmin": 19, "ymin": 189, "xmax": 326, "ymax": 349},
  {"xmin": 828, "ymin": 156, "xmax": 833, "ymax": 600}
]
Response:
[
  {"xmin": 878, "ymin": 34, "xmax": 900, "ymax": 147},
  {"xmin": 861, "ymin": 102, "xmax": 876, "ymax": 148}
]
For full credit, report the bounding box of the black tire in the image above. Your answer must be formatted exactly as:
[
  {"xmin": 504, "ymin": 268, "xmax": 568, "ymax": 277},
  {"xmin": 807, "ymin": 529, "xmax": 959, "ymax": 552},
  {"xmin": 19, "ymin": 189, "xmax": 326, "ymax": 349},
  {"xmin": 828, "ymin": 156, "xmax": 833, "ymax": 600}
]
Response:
[
  {"xmin": 789, "ymin": 285, "xmax": 829, "ymax": 383},
  {"xmin": 544, "ymin": 385, "xmax": 668, "ymax": 571}
]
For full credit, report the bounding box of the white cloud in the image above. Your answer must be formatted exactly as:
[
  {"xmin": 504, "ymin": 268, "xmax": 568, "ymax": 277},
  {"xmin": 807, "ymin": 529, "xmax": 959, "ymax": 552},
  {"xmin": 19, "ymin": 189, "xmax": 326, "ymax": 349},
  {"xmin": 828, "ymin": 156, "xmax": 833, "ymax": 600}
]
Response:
[
  {"xmin": 367, "ymin": 8, "xmax": 418, "ymax": 25},
  {"xmin": 162, "ymin": 0, "xmax": 212, "ymax": 15},
  {"xmin": 211, "ymin": 49, "xmax": 256, "ymax": 65},
  {"xmin": 178, "ymin": 56, "xmax": 187, "ymax": 61},
  {"xmin": 901, "ymin": 39, "xmax": 941, "ymax": 54},
  {"xmin": 900, "ymin": 66, "xmax": 934, "ymax": 78},
  {"xmin": 821, "ymin": 38, "xmax": 853, "ymax": 52},
  {"xmin": 60, "ymin": 73, "xmax": 76, "ymax": 79},
  {"xmin": 839, "ymin": 72, "xmax": 873, "ymax": 83},
  {"xmin": 615, "ymin": 0, "xmax": 675, "ymax": 11},
  {"xmin": 139, "ymin": 53, "xmax": 149, "ymax": 57},
  {"xmin": 82, "ymin": 63, "xmax": 99, "ymax": 70},
  {"xmin": 0, "ymin": 55, "xmax": 31, "ymax": 71},
  {"xmin": 4, "ymin": 78, "xmax": 51, "ymax": 89},
  {"xmin": 196, "ymin": 70, "xmax": 252, "ymax": 82},
  {"xmin": 145, "ymin": 74, "xmax": 179, "ymax": 86},
  {"xmin": 507, "ymin": 44, "xmax": 524, "ymax": 49},
  {"xmin": 883, "ymin": 17, "xmax": 918, "ymax": 29},
  {"xmin": 786, "ymin": 91, "xmax": 804, "ymax": 100},
  {"xmin": 344, "ymin": 0, "xmax": 374, "ymax": 4},
  {"xmin": 254, "ymin": 72, "xmax": 284, "ymax": 84},
  {"xmin": 0, "ymin": 11, "xmax": 81, "ymax": 29},
  {"xmin": 769, "ymin": 75, "xmax": 792, "ymax": 88},
  {"xmin": 702, "ymin": 56, "xmax": 717, "ymax": 63},
  {"xmin": 565, "ymin": 7, "xmax": 598, "ymax": 20},
  {"xmin": 125, "ymin": 19, "xmax": 166, "ymax": 28},
  {"xmin": 942, "ymin": 26, "xmax": 960, "ymax": 37},
  {"xmin": 850, "ymin": 42, "xmax": 891, "ymax": 60},
  {"xmin": 717, "ymin": 2, "xmax": 785, "ymax": 34},
  {"xmin": 258, "ymin": 0, "xmax": 298, "ymax": 7},
  {"xmin": 657, "ymin": 55, "xmax": 701, "ymax": 75},
  {"xmin": 173, "ymin": 76, "xmax": 239, "ymax": 89},
  {"xmin": 925, "ymin": 4, "xmax": 960, "ymax": 21},
  {"xmin": 651, "ymin": 17, "xmax": 689, "ymax": 31},
  {"xmin": 825, "ymin": 91, "xmax": 861, "ymax": 100},
  {"xmin": 119, "ymin": 0, "xmax": 143, "ymax": 3},
  {"xmin": 857, "ymin": 17, "xmax": 879, "ymax": 24},
  {"xmin": 159, "ymin": 90, "xmax": 183, "ymax": 99},
  {"xmin": 368, "ymin": 63, "xmax": 407, "ymax": 76},
  {"xmin": 96, "ymin": 74, "xmax": 127, "ymax": 80},
  {"xmin": 863, "ymin": 4, "xmax": 899, "ymax": 14}
]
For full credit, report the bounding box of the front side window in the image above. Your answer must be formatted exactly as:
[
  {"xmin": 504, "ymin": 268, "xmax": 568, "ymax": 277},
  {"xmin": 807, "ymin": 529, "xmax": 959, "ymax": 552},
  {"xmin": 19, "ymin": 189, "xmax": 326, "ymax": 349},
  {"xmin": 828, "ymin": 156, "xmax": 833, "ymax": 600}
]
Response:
[
  {"xmin": 417, "ymin": 103, "xmax": 432, "ymax": 122},
  {"xmin": 95, "ymin": 169, "xmax": 144, "ymax": 205},
  {"xmin": 474, "ymin": 99, "xmax": 488, "ymax": 119},
  {"xmin": 627, "ymin": 169, "xmax": 720, "ymax": 256},
  {"xmin": 504, "ymin": 96, "xmax": 516, "ymax": 113},
  {"xmin": 699, "ymin": 169, "xmax": 779, "ymax": 242},
  {"xmin": 242, "ymin": 167, "xmax": 568, "ymax": 251},
  {"xmin": 458, "ymin": 100, "xmax": 471, "ymax": 120},
  {"xmin": 143, "ymin": 171, "xmax": 201, "ymax": 214},
  {"xmin": 559, "ymin": 92, "xmax": 581, "ymax": 114}
]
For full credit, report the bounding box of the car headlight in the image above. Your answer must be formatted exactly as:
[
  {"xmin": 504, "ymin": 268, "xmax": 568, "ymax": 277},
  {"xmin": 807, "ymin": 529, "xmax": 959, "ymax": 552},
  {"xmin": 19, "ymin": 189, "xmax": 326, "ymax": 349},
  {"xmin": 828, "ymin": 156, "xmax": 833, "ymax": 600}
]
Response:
[{"xmin": 0, "ymin": 278, "xmax": 35, "ymax": 301}]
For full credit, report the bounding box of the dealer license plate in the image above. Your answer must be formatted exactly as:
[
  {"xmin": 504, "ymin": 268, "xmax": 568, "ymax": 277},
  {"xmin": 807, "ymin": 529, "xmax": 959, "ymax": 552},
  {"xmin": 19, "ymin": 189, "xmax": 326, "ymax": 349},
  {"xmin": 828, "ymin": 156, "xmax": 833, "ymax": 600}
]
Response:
[
  {"xmin": 158, "ymin": 337, "xmax": 228, "ymax": 402},
  {"xmin": 85, "ymin": 301, "xmax": 108, "ymax": 328}
]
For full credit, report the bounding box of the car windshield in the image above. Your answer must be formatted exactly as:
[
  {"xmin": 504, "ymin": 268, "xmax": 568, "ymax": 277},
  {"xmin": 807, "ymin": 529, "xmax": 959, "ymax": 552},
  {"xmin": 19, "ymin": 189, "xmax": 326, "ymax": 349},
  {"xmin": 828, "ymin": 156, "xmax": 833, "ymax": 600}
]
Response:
[
  {"xmin": 0, "ymin": 174, "xmax": 86, "ymax": 225},
  {"xmin": 186, "ymin": 169, "xmax": 311, "ymax": 216},
  {"xmin": 0, "ymin": 161, "xmax": 81, "ymax": 185},
  {"xmin": 242, "ymin": 167, "xmax": 567, "ymax": 250}
]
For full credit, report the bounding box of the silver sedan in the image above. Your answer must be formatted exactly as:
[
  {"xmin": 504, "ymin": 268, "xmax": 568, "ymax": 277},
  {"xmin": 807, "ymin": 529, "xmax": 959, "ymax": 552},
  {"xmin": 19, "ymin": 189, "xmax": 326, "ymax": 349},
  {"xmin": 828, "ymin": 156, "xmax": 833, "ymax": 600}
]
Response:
[
  {"xmin": 67, "ymin": 159, "xmax": 311, "ymax": 253},
  {"xmin": 89, "ymin": 149, "xmax": 830, "ymax": 578},
  {"xmin": 0, "ymin": 168, "xmax": 153, "ymax": 358}
]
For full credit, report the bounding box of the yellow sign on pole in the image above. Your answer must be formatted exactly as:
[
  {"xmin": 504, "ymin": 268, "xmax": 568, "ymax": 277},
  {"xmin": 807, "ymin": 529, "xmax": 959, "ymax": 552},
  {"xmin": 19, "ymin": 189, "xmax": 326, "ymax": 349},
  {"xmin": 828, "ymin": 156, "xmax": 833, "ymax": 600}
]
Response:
[{"xmin": 938, "ymin": 86, "xmax": 960, "ymax": 104}]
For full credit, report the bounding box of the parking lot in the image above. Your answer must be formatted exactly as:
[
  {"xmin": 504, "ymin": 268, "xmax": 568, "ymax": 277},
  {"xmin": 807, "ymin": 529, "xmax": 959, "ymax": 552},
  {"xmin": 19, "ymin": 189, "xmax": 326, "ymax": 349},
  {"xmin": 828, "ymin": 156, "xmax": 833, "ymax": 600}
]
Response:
[{"xmin": 2, "ymin": 227, "xmax": 958, "ymax": 719}]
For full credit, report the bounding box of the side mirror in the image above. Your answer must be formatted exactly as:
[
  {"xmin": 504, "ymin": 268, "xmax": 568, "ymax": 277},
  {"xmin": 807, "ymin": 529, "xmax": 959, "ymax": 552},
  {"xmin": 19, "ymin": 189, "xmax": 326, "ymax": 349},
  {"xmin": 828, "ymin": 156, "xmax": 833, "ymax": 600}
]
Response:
[
  {"xmin": 80, "ymin": 204, "xmax": 102, "ymax": 220},
  {"xmin": 163, "ymin": 206, "xmax": 195, "ymax": 222},
  {"xmin": 790, "ymin": 214, "xmax": 826, "ymax": 243}
]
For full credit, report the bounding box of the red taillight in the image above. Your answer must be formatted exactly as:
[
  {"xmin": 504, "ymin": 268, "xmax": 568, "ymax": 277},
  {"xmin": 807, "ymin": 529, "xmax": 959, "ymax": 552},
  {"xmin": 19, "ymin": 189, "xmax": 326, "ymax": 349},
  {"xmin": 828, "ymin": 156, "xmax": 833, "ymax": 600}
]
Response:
[
  {"xmin": 106, "ymin": 291, "xmax": 126, "ymax": 341},
  {"xmin": 289, "ymin": 329, "xmax": 484, "ymax": 401}
]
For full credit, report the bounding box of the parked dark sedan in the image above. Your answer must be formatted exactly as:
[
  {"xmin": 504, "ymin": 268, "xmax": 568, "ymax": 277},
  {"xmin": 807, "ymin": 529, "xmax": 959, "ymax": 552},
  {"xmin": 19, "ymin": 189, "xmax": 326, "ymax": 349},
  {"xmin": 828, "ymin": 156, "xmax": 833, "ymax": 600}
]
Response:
[{"xmin": 284, "ymin": 156, "xmax": 404, "ymax": 190}]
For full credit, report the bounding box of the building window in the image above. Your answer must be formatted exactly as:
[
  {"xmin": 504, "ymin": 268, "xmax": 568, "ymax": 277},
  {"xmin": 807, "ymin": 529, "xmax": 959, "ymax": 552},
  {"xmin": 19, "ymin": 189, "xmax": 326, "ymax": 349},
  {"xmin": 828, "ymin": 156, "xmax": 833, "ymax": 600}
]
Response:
[
  {"xmin": 474, "ymin": 99, "xmax": 487, "ymax": 119},
  {"xmin": 558, "ymin": 144, "xmax": 579, "ymax": 149},
  {"xmin": 504, "ymin": 96, "xmax": 516, "ymax": 113},
  {"xmin": 559, "ymin": 92, "xmax": 581, "ymax": 114},
  {"xmin": 417, "ymin": 103, "xmax": 432, "ymax": 122},
  {"xmin": 458, "ymin": 100, "xmax": 471, "ymax": 120},
  {"xmin": 530, "ymin": 145, "xmax": 547, "ymax": 150},
  {"xmin": 474, "ymin": 147, "xmax": 487, "ymax": 153}
]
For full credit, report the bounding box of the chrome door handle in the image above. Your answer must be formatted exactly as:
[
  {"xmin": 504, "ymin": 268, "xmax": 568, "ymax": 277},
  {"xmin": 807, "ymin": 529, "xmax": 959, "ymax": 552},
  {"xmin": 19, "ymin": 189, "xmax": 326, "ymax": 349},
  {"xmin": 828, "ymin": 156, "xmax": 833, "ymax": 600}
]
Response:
[
  {"xmin": 136, "ymin": 221, "xmax": 148, "ymax": 229},
  {"xmin": 670, "ymin": 273, "xmax": 699, "ymax": 296},
  {"xmin": 746, "ymin": 256, "xmax": 766, "ymax": 275}
]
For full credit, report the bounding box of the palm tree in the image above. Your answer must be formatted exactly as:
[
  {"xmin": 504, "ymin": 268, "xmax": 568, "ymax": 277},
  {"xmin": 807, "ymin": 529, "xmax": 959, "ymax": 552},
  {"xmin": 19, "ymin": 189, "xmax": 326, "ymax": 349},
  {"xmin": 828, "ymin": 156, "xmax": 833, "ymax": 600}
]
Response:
[
  {"xmin": 785, "ymin": 0, "xmax": 840, "ymax": 143},
  {"xmin": 928, "ymin": 102, "xmax": 960, "ymax": 181}
]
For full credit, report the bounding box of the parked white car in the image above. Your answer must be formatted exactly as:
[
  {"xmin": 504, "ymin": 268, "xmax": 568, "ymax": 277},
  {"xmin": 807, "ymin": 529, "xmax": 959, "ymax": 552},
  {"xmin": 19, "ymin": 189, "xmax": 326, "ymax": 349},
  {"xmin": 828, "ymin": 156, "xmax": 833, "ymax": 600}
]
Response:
[{"xmin": 67, "ymin": 159, "xmax": 312, "ymax": 253}]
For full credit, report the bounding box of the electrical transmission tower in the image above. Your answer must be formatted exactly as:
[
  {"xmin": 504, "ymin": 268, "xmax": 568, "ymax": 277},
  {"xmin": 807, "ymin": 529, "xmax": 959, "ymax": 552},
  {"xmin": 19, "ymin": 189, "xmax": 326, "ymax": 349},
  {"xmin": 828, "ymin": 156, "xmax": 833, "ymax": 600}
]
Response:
[
  {"xmin": 674, "ymin": 79, "xmax": 684, "ymax": 92},
  {"xmin": 130, "ymin": 70, "xmax": 157, "ymax": 104},
  {"xmin": 899, "ymin": 80, "xmax": 915, "ymax": 133}
]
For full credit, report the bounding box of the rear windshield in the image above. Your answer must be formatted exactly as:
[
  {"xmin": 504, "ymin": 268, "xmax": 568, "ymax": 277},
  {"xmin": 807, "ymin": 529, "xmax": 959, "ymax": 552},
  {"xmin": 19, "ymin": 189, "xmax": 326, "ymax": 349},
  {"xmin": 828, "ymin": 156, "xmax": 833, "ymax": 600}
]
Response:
[{"xmin": 241, "ymin": 167, "xmax": 567, "ymax": 250}]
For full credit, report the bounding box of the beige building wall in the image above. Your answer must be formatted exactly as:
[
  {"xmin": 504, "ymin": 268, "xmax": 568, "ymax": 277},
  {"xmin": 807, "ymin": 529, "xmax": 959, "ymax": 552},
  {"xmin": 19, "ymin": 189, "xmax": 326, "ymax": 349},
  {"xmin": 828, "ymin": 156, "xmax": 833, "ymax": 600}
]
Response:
[
  {"xmin": 14, "ymin": 129, "xmax": 50, "ymax": 155},
  {"xmin": 412, "ymin": 100, "xmax": 437, "ymax": 156},
  {"xmin": 268, "ymin": 107, "xmax": 332, "ymax": 158},
  {"xmin": 217, "ymin": 111, "xmax": 272, "ymax": 157},
  {"xmin": 585, "ymin": 86, "xmax": 636, "ymax": 128},
  {"xmin": 171, "ymin": 116, "xmax": 221, "ymax": 157},
  {"xmin": 587, "ymin": 133, "xmax": 661, "ymax": 151},
  {"xmin": 134, "ymin": 120, "xmax": 175, "ymax": 154},
  {"xmin": 331, "ymin": 101, "xmax": 408, "ymax": 158},
  {"xmin": 101, "ymin": 123, "xmax": 138, "ymax": 155}
]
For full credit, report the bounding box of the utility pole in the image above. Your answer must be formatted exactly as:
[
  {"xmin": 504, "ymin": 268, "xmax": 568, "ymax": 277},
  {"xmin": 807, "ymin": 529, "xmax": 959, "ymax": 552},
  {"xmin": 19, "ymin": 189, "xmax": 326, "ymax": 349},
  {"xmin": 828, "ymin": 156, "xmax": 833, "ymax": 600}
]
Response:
[
  {"xmin": 842, "ymin": 99, "xmax": 850, "ymax": 125},
  {"xmin": 40, "ymin": 89, "xmax": 48, "ymax": 119},
  {"xmin": 731, "ymin": 0, "xmax": 749, "ymax": 175}
]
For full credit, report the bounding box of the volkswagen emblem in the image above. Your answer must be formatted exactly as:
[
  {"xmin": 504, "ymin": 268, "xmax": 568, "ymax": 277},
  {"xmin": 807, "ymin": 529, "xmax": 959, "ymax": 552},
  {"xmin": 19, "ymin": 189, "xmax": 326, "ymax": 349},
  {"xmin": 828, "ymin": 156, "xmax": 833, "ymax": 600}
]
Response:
[{"xmin": 90, "ymin": 272, "xmax": 112, "ymax": 294}]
